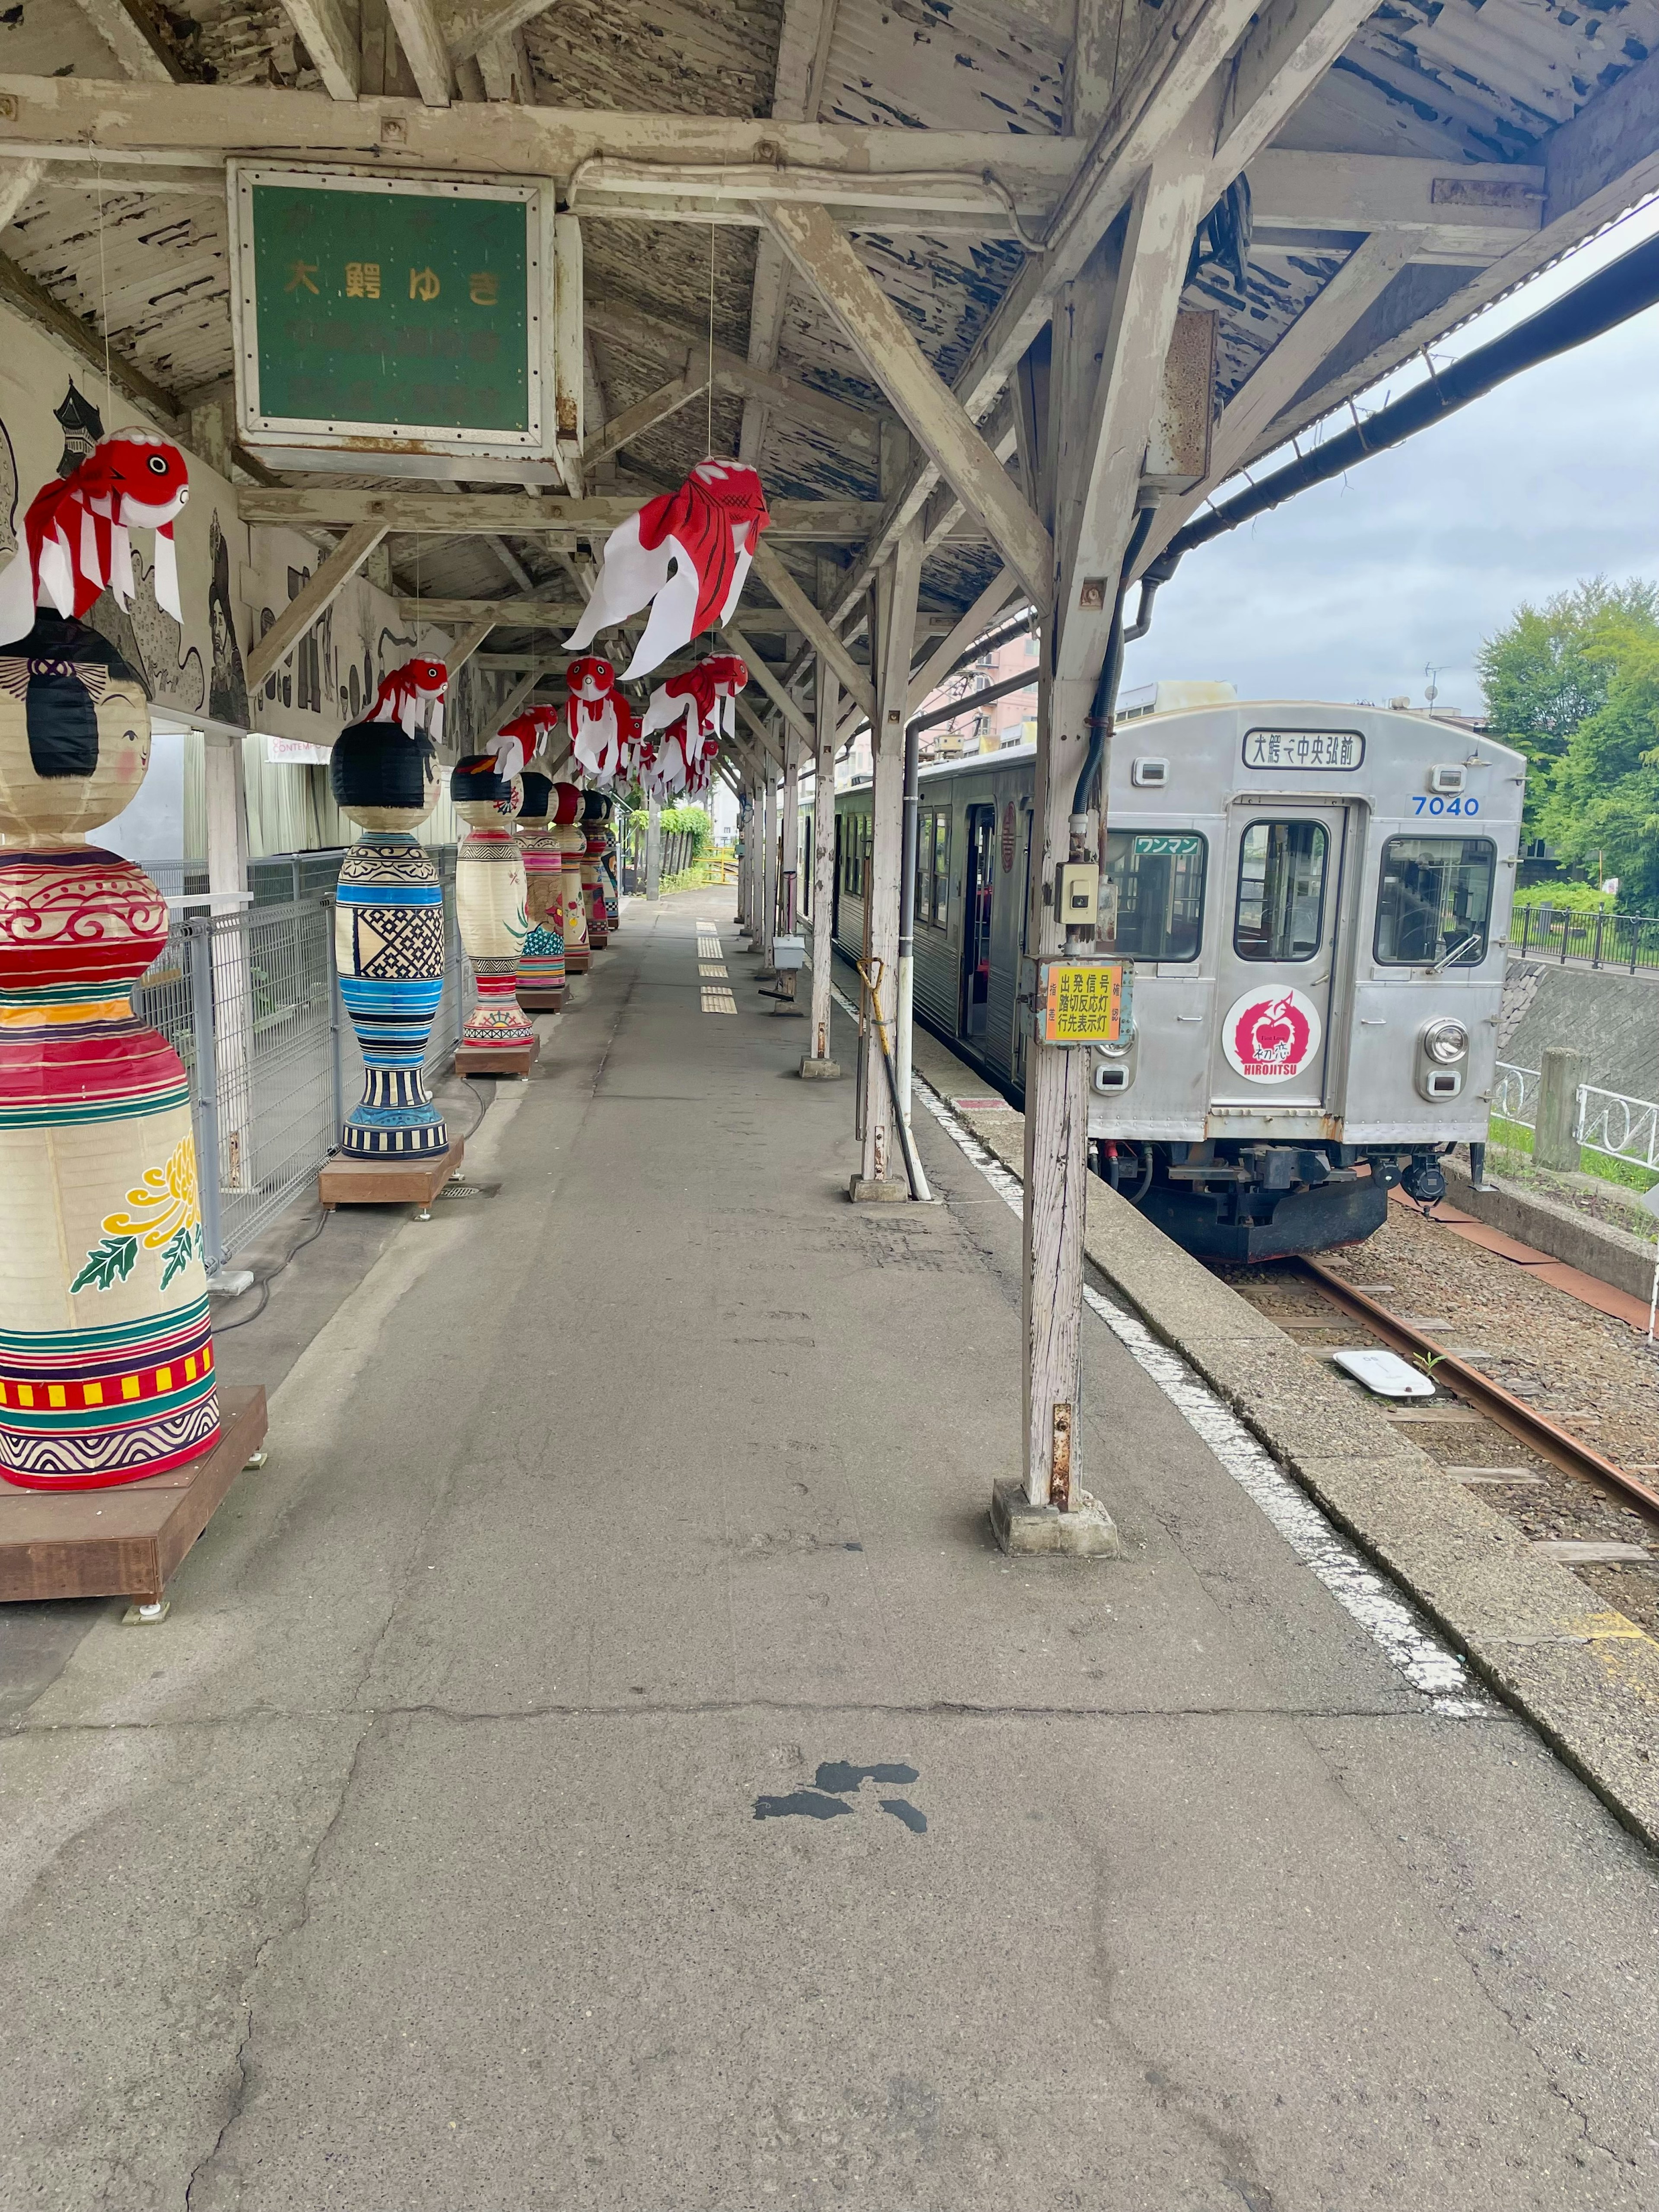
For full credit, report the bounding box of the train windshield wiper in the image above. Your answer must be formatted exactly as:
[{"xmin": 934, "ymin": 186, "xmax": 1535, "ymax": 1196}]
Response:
[{"xmin": 1429, "ymin": 933, "xmax": 1481, "ymax": 973}]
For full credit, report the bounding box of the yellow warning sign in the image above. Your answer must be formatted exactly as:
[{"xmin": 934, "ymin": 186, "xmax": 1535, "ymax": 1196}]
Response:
[{"xmin": 1036, "ymin": 960, "xmax": 1123, "ymax": 1045}]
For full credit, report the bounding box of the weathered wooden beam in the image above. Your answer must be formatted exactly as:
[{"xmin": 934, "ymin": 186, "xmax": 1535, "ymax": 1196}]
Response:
[
  {"xmin": 444, "ymin": 617, "xmax": 494, "ymax": 673},
  {"xmin": 750, "ymin": 542, "xmax": 874, "ymax": 721},
  {"xmin": 400, "ymin": 597, "xmax": 584, "ymax": 626},
  {"xmin": 1210, "ymin": 0, "xmax": 1382, "ymax": 191},
  {"xmin": 0, "ymin": 80, "xmax": 1079, "ymax": 188},
  {"xmin": 737, "ymin": 0, "xmax": 838, "ymax": 469},
  {"xmin": 736, "ymin": 695, "xmax": 788, "ymax": 770},
  {"xmin": 442, "ymin": 0, "xmax": 556, "ymax": 64},
  {"xmin": 858, "ymin": 518, "xmax": 922, "ymax": 1189},
  {"xmin": 1054, "ymin": 114, "xmax": 1214, "ymax": 683},
  {"xmin": 586, "ymin": 298, "xmax": 881, "ymax": 447},
  {"xmin": 68, "ymin": 0, "xmax": 182, "ymax": 81},
  {"xmin": 493, "ymin": 661, "xmax": 553, "ymax": 723},
  {"xmin": 583, "ymin": 369, "xmax": 706, "ymax": 470},
  {"xmin": 277, "ymin": 0, "xmax": 361, "ymax": 99},
  {"xmin": 725, "ymin": 621, "xmax": 814, "ymax": 747},
  {"xmin": 384, "ymin": 0, "xmax": 453, "ymax": 104},
  {"xmin": 239, "ymin": 487, "xmax": 893, "ymax": 540},
  {"xmin": 1131, "ymin": 227, "xmax": 1421, "ymax": 578},
  {"xmin": 246, "ymin": 521, "xmax": 388, "ymax": 691},
  {"xmin": 766, "ymin": 202, "xmax": 1052, "ymax": 610},
  {"xmin": 1234, "ymin": 51, "xmax": 1659, "ymax": 472},
  {"xmin": 1248, "ymin": 151, "xmax": 1544, "ymax": 254},
  {"xmin": 906, "ymin": 564, "xmax": 1021, "ymax": 713},
  {"xmin": 0, "ymin": 246, "xmax": 179, "ymax": 430},
  {"xmin": 552, "ymin": 210, "xmax": 583, "ymax": 493},
  {"xmin": 0, "ymin": 158, "xmax": 41, "ymax": 229}
]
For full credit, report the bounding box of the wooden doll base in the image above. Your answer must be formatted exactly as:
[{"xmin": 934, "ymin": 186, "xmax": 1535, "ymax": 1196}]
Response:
[
  {"xmin": 516, "ymin": 986, "xmax": 566, "ymax": 1011},
  {"xmin": 455, "ymin": 1036, "xmax": 541, "ymax": 1078},
  {"xmin": 0, "ymin": 1385, "xmax": 269, "ymax": 1606},
  {"xmin": 319, "ymin": 1138, "xmax": 464, "ymax": 1211}
]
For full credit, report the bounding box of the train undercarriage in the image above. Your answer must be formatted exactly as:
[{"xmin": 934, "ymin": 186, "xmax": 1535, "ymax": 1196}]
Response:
[{"xmin": 1090, "ymin": 1139, "xmax": 1457, "ymax": 1264}]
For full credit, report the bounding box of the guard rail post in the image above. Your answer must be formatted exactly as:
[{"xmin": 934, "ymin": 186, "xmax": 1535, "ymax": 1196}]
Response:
[
  {"xmin": 186, "ymin": 915, "xmax": 226, "ymax": 1278},
  {"xmin": 1536, "ymin": 1045, "xmax": 1588, "ymax": 1172}
]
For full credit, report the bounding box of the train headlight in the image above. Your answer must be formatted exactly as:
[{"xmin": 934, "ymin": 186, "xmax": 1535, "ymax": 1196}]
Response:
[{"xmin": 1423, "ymin": 1018, "xmax": 1468, "ymax": 1065}]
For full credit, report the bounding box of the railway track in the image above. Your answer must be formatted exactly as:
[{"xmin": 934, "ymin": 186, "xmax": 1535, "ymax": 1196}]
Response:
[
  {"xmin": 1227, "ymin": 1231, "xmax": 1659, "ymax": 1638},
  {"xmin": 1293, "ymin": 1258, "xmax": 1659, "ymax": 1526}
]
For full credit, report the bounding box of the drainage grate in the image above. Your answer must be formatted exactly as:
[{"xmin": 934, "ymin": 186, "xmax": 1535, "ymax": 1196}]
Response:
[{"xmin": 434, "ymin": 1180, "xmax": 501, "ymax": 1201}]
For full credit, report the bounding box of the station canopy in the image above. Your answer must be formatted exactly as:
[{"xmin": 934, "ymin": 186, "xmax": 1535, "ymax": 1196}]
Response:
[{"xmin": 3, "ymin": 1, "xmax": 1657, "ymax": 706}]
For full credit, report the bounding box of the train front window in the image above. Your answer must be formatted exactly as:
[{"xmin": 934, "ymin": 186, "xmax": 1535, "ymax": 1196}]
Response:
[
  {"xmin": 1102, "ymin": 831, "xmax": 1207, "ymax": 961},
  {"xmin": 1234, "ymin": 820, "xmax": 1328, "ymax": 961},
  {"xmin": 1375, "ymin": 836, "xmax": 1496, "ymax": 966}
]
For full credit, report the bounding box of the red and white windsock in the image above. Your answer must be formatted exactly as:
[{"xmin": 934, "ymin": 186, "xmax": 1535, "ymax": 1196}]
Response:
[
  {"xmin": 366, "ymin": 657, "xmax": 449, "ymax": 742},
  {"xmin": 488, "ymin": 710, "xmax": 541, "ymax": 782},
  {"xmin": 565, "ymin": 655, "xmax": 624, "ymax": 784},
  {"xmin": 561, "ymin": 460, "xmax": 770, "ymax": 679},
  {"xmin": 0, "ymin": 431, "xmax": 191, "ymax": 642}
]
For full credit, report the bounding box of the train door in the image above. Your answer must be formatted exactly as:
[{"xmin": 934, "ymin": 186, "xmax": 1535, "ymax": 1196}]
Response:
[
  {"xmin": 1210, "ymin": 804, "xmax": 1351, "ymax": 1108},
  {"xmin": 961, "ymin": 804, "xmax": 996, "ymax": 1037},
  {"xmin": 832, "ymin": 810, "xmax": 843, "ymax": 942}
]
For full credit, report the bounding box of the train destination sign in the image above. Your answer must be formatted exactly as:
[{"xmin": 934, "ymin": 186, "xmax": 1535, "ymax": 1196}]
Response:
[
  {"xmin": 229, "ymin": 163, "xmax": 550, "ymax": 461},
  {"xmin": 1242, "ymin": 728, "xmax": 1365, "ymax": 771},
  {"xmin": 1033, "ymin": 958, "xmax": 1125, "ymax": 1046}
]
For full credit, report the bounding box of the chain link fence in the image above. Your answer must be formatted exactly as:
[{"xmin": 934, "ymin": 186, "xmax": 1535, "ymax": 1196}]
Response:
[{"xmin": 136, "ymin": 847, "xmax": 469, "ymax": 1272}]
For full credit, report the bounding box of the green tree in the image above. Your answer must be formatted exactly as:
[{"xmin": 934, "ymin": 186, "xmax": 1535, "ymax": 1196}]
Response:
[
  {"xmin": 1540, "ymin": 626, "xmax": 1659, "ymax": 910},
  {"xmin": 1477, "ymin": 576, "xmax": 1659, "ymax": 823}
]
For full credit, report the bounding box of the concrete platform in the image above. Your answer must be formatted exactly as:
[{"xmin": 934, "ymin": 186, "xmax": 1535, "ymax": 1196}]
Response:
[{"xmin": 2, "ymin": 893, "xmax": 1657, "ymax": 2211}]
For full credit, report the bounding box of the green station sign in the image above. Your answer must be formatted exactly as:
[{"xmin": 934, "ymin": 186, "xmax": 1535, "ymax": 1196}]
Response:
[{"xmin": 230, "ymin": 164, "xmax": 548, "ymax": 457}]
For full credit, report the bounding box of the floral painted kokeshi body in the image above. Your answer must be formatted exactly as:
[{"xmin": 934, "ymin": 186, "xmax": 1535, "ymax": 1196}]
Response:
[
  {"xmin": 581, "ymin": 791, "xmax": 612, "ymax": 949},
  {"xmin": 0, "ymin": 616, "xmax": 219, "ymax": 1488},
  {"xmin": 452, "ymin": 753, "xmax": 533, "ymax": 1048},
  {"xmin": 330, "ymin": 709, "xmax": 448, "ymax": 1158},
  {"xmin": 551, "ymin": 783, "xmax": 589, "ymax": 975},
  {"xmin": 515, "ymin": 768, "xmax": 565, "ymax": 1010}
]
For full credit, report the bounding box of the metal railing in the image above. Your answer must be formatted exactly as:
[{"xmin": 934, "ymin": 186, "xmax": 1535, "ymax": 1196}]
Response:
[
  {"xmin": 1514, "ymin": 903, "xmax": 1659, "ymax": 972},
  {"xmin": 134, "ymin": 846, "xmax": 468, "ymax": 1272},
  {"xmin": 1489, "ymin": 1061, "xmax": 1659, "ymax": 1175},
  {"xmin": 1491, "ymin": 1062, "xmax": 1541, "ymax": 1128},
  {"xmin": 1576, "ymin": 1083, "xmax": 1659, "ymax": 1173}
]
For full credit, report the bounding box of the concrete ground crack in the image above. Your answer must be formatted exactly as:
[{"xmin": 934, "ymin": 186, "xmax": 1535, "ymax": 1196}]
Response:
[{"xmin": 181, "ymin": 1711, "xmax": 375, "ymax": 2212}]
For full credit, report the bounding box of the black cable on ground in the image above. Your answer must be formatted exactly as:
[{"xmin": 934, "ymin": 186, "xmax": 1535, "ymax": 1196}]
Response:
[{"xmin": 213, "ymin": 1202, "xmax": 333, "ymax": 1332}]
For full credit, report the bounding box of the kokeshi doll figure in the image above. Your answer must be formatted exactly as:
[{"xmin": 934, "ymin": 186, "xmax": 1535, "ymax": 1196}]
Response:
[
  {"xmin": 551, "ymin": 782, "xmax": 590, "ymax": 975},
  {"xmin": 451, "ymin": 752, "xmax": 533, "ymax": 1048},
  {"xmin": 329, "ymin": 706, "xmax": 448, "ymax": 1158},
  {"xmin": 515, "ymin": 768, "xmax": 565, "ymax": 1011},
  {"xmin": 0, "ymin": 615, "xmax": 220, "ymax": 1487},
  {"xmin": 581, "ymin": 791, "xmax": 612, "ymax": 949},
  {"xmin": 600, "ymin": 817, "xmax": 621, "ymax": 934}
]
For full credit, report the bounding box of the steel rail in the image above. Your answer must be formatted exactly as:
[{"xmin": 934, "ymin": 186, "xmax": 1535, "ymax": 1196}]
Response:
[{"xmin": 1294, "ymin": 1256, "xmax": 1659, "ymax": 1524}]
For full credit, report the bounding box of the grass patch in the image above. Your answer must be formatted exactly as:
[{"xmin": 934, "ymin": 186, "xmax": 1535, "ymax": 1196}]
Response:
[{"xmin": 1487, "ymin": 1118, "xmax": 1659, "ymax": 1195}]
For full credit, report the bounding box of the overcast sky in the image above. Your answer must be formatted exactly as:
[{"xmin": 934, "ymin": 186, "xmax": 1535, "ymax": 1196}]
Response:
[{"xmin": 1120, "ymin": 200, "xmax": 1659, "ymax": 720}]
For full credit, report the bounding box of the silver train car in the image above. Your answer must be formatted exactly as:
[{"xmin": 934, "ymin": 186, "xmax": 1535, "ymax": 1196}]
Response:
[{"xmin": 822, "ymin": 700, "xmax": 1526, "ymax": 1262}]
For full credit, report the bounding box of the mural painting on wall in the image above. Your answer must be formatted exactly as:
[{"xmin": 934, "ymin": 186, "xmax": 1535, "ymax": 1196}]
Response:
[{"xmin": 207, "ymin": 514, "xmax": 249, "ymax": 727}]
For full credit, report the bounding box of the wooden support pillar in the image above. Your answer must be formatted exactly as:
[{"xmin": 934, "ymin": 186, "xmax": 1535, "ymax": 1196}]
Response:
[
  {"xmin": 645, "ymin": 795, "xmax": 661, "ymax": 901},
  {"xmin": 805, "ymin": 647, "xmax": 840, "ymax": 1073},
  {"xmin": 1004, "ymin": 124, "xmax": 1212, "ymax": 1551},
  {"xmin": 856, "ymin": 518, "xmax": 922, "ymax": 1195},
  {"xmin": 760, "ymin": 763, "xmax": 779, "ymax": 969},
  {"xmin": 780, "ymin": 733, "xmax": 800, "ymax": 936}
]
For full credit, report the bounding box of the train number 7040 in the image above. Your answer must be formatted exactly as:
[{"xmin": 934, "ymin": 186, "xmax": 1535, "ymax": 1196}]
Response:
[{"xmin": 1411, "ymin": 795, "xmax": 1478, "ymax": 815}]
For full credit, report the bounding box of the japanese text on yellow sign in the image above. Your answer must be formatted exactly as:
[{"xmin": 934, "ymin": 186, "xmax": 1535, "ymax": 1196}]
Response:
[{"xmin": 1038, "ymin": 960, "xmax": 1123, "ymax": 1045}]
